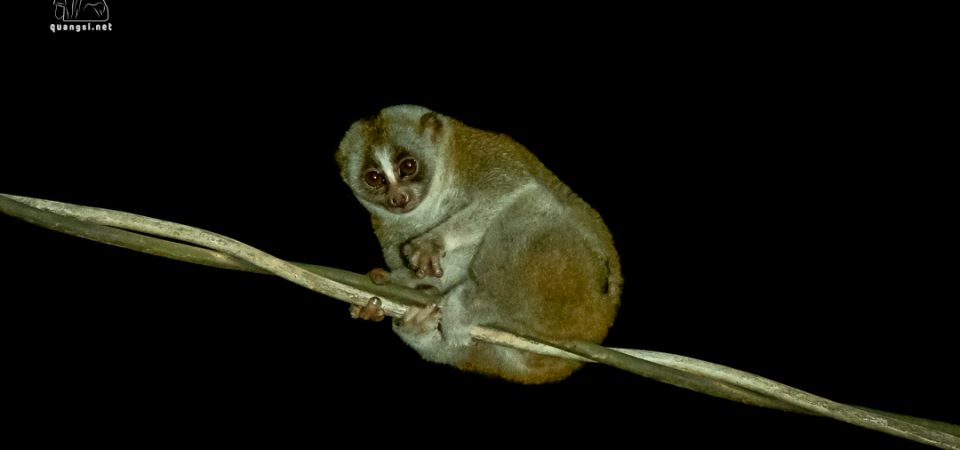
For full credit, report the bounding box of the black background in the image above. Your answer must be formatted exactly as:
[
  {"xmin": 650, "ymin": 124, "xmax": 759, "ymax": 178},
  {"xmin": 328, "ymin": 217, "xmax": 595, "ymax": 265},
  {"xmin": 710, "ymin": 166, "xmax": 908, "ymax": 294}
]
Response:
[{"xmin": 3, "ymin": 4, "xmax": 955, "ymax": 448}]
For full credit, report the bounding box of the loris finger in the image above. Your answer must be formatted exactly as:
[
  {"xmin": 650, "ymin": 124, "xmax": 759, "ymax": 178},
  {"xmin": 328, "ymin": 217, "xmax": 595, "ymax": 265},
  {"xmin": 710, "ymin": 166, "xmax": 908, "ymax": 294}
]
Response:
[{"xmin": 367, "ymin": 267, "xmax": 391, "ymax": 285}]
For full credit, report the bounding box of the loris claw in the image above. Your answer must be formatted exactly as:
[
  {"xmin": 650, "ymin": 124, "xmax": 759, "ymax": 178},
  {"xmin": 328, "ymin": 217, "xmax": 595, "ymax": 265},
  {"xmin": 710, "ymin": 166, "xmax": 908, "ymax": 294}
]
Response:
[{"xmin": 402, "ymin": 236, "xmax": 445, "ymax": 278}]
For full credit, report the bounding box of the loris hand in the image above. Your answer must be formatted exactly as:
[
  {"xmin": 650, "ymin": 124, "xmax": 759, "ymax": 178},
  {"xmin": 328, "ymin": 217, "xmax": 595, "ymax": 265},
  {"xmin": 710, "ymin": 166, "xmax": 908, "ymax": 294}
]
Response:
[
  {"xmin": 350, "ymin": 297, "xmax": 385, "ymax": 322},
  {"xmin": 403, "ymin": 235, "xmax": 445, "ymax": 278},
  {"xmin": 395, "ymin": 303, "xmax": 441, "ymax": 336}
]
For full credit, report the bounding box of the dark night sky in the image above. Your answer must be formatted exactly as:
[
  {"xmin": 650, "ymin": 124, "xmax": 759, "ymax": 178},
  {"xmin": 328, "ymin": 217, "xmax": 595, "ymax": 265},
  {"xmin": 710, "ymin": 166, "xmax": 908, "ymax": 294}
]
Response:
[{"xmin": 3, "ymin": 5, "xmax": 955, "ymax": 448}]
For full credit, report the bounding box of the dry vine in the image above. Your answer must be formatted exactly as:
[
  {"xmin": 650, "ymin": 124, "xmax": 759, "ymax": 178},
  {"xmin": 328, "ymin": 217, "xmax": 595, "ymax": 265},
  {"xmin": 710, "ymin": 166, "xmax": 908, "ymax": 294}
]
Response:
[{"xmin": 1, "ymin": 193, "xmax": 956, "ymax": 449}]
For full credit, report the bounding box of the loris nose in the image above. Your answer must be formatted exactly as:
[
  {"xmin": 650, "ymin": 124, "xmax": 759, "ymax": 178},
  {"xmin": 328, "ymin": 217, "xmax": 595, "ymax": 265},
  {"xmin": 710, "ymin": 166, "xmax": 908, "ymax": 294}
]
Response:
[{"xmin": 390, "ymin": 191, "xmax": 409, "ymax": 208}]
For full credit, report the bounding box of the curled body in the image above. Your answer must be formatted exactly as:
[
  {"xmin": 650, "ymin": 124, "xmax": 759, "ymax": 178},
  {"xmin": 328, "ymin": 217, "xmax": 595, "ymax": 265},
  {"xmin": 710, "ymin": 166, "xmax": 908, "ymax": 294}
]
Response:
[{"xmin": 336, "ymin": 105, "xmax": 621, "ymax": 384}]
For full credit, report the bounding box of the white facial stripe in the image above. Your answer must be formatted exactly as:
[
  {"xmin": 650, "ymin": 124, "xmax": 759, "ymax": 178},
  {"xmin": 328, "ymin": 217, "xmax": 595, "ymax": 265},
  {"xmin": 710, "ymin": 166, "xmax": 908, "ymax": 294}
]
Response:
[{"xmin": 374, "ymin": 147, "xmax": 397, "ymax": 184}]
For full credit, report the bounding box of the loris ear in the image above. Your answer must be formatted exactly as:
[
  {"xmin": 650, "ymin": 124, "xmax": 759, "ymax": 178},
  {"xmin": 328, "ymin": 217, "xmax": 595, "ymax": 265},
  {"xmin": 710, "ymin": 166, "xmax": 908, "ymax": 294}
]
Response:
[{"xmin": 419, "ymin": 112, "xmax": 447, "ymax": 144}]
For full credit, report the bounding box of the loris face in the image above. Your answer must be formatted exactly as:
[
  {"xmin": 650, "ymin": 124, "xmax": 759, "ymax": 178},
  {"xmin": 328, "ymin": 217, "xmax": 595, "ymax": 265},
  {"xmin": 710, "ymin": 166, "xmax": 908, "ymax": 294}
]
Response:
[
  {"xmin": 356, "ymin": 146, "xmax": 428, "ymax": 214},
  {"xmin": 337, "ymin": 105, "xmax": 447, "ymax": 216}
]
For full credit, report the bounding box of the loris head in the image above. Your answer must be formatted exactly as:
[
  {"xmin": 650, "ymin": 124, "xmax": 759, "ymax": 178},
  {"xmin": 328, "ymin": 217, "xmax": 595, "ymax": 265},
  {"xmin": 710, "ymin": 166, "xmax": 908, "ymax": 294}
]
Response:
[{"xmin": 336, "ymin": 105, "xmax": 451, "ymax": 215}]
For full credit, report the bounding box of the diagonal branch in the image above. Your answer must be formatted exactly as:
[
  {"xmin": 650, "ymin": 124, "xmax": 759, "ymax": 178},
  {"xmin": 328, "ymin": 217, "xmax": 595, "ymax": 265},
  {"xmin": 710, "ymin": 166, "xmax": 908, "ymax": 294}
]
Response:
[{"xmin": 1, "ymin": 193, "xmax": 956, "ymax": 449}]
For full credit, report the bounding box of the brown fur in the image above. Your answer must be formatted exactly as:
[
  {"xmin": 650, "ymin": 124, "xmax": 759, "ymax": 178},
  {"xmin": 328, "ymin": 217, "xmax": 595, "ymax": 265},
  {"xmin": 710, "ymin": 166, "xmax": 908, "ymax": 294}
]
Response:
[
  {"xmin": 441, "ymin": 118, "xmax": 621, "ymax": 383},
  {"xmin": 458, "ymin": 219, "xmax": 619, "ymax": 383}
]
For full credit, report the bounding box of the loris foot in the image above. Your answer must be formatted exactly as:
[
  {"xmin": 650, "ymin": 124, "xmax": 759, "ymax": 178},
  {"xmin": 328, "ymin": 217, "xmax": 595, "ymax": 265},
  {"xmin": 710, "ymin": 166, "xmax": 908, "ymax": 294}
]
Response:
[
  {"xmin": 403, "ymin": 236, "xmax": 445, "ymax": 278},
  {"xmin": 349, "ymin": 297, "xmax": 385, "ymax": 322},
  {"xmin": 395, "ymin": 303, "xmax": 440, "ymax": 336},
  {"xmin": 368, "ymin": 267, "xmax": 391, "ymax": 285}
]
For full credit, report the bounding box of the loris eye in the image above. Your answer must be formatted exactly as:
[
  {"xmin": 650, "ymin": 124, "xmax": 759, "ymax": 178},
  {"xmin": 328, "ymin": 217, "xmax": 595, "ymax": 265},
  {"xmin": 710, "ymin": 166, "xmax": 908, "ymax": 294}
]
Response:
[
  {"xmin": 398, "ymin": 157, "xmax": 418, "ymax": 178},
  {"xmin": 363, "ymin": 170, "xmax": 385, "ymax": 188}
]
